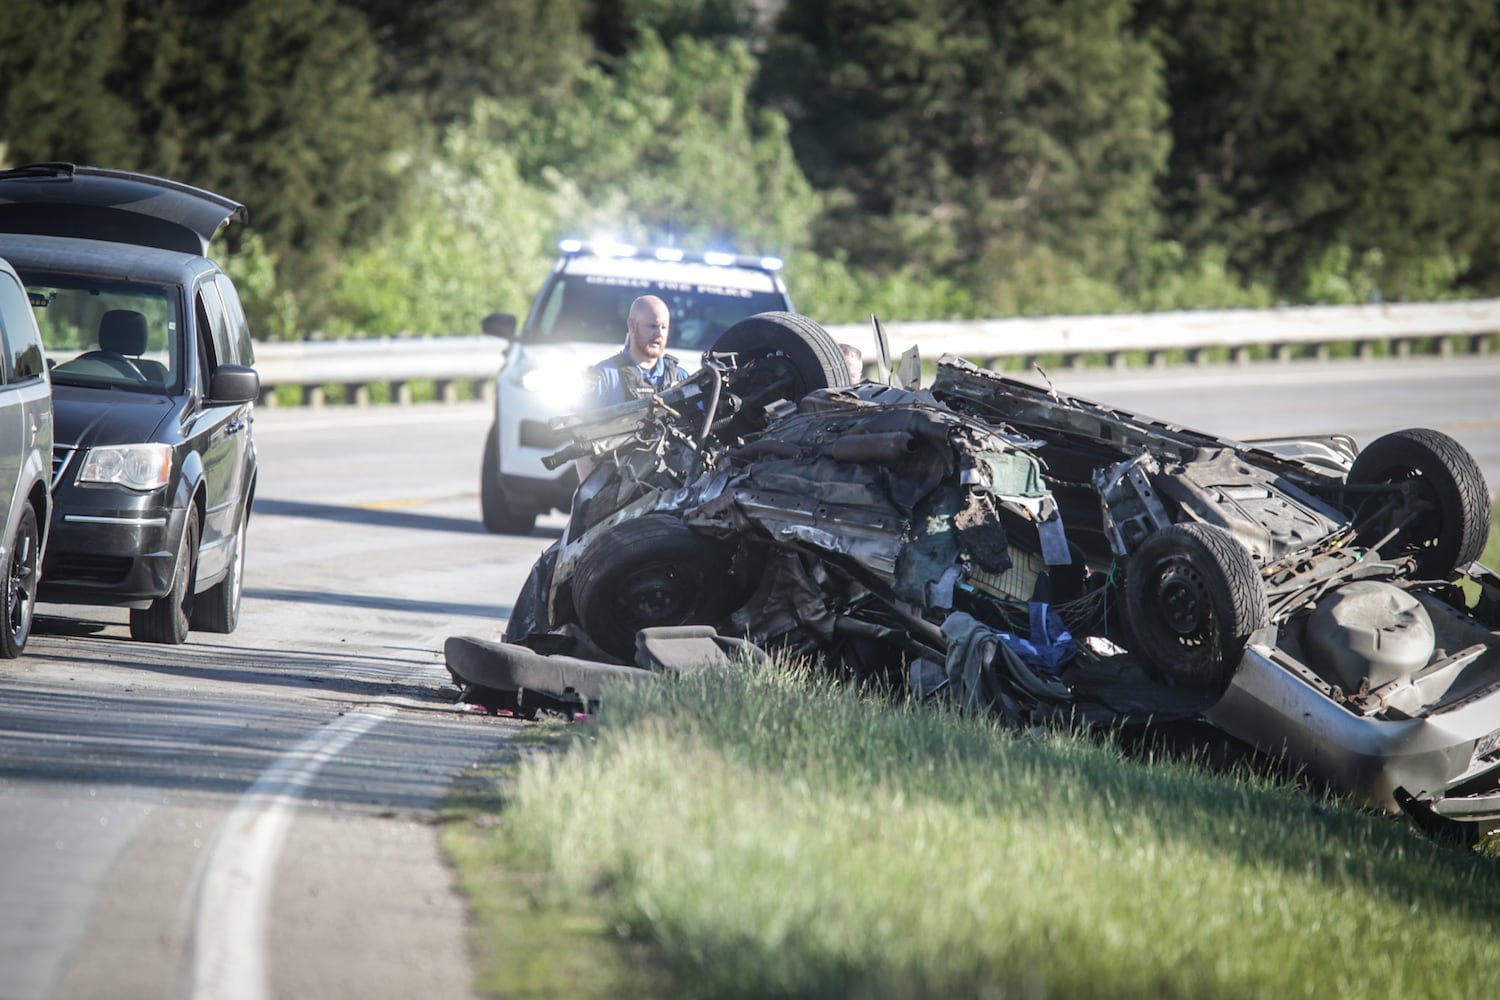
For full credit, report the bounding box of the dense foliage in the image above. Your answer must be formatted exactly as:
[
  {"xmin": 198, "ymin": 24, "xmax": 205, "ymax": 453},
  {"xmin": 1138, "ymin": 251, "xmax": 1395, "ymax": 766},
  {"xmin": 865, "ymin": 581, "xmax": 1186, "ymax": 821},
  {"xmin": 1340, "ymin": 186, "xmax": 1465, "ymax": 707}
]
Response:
[{"xmin": 3, "ymin": 0, "xmax": 1497, "ymax": 338}]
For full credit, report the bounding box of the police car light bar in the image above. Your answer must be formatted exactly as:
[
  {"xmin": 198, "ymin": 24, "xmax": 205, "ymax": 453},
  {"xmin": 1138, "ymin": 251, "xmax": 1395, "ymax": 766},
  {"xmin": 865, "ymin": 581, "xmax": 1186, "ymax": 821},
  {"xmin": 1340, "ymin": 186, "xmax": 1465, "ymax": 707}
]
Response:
[{"xmin": 557, "ymin": 239, "xmax": 783, "ymax": 272}]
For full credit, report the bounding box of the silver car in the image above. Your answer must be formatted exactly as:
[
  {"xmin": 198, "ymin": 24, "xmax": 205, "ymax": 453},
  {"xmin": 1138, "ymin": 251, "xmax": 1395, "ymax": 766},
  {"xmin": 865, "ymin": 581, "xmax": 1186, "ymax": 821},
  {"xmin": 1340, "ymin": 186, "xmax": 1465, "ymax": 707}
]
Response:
[{"xmin": 0, "ymin": 255, "xmax": 51, "ymax": 657}]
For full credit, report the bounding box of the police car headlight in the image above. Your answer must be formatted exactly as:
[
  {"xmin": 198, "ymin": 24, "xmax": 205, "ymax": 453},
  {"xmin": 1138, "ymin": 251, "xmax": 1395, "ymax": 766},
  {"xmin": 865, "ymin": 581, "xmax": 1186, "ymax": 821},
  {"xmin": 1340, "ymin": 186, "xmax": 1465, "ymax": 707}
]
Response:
[{"xmin": 518, "ymin": 364, "xmax": 590, "ymax": 401}]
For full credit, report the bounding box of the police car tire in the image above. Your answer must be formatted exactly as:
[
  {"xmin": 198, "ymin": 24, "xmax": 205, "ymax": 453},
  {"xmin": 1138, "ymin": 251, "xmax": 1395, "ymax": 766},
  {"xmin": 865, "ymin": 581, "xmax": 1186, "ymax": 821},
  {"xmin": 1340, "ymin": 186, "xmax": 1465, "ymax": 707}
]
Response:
[{"xmin": 480, "ymin": 422, "xmax": 537, "ymax": 535}]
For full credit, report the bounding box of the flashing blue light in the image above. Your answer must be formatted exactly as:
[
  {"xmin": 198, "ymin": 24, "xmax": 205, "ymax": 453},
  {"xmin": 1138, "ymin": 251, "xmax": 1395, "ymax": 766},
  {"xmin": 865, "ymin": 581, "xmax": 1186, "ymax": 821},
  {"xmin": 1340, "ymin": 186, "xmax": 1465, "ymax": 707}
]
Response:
[{"xmin": 557, "ymin": 239, "xmax": 782, "ymax": 272}]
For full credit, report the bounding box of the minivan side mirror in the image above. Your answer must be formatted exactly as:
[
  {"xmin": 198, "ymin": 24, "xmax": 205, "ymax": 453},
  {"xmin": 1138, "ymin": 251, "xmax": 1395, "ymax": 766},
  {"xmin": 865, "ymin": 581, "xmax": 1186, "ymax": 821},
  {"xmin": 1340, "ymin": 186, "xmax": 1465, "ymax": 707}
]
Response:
[
  {"xmin": 208, "ymin": 364, "xmax": 260, "ymax": 404},
  {"xmin": 481, "ymin": 312, "xmax": 517, "ymax": 339}
]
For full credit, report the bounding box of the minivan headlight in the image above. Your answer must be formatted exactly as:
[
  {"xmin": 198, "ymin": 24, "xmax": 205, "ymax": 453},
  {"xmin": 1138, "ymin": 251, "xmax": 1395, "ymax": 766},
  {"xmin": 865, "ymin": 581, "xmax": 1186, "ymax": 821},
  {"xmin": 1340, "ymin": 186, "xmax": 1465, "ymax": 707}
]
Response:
[{"xmin": 78, "ymin": 443, "xmax": 173, "ymax": 491}]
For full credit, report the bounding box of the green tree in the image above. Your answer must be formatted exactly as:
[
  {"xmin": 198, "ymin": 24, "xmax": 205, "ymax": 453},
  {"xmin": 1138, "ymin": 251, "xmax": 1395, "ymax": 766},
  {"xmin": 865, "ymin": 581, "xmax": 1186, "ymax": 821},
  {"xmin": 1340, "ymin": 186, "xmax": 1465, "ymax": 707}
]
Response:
[
  {"xmin": 588, "ymin": 0, "xmax": 775, "ymax": 53},
  {"xmin": 0, "ymin": 0, "xmax": 138, "ymax": 169},
  {"xmin": 2, "ymin": 0, "xmax": 416, "ymax": 336},
  {"xmin": 499, "ymin": 29, "xmax": 823, "ymax": 257},
  {"xmin": 327, "ymin": 103, "xmax": 560, "ymax": 336},
  {"xmin": 162, "ymin": 0, "xmax": 411, "ymax": 307},
  {"xmin": 1450, "ymin": 1, "xmax": 1500, "ymax": 293},
  {"xmin": 351, "ymin": 0, "xmax": 592, "ymax": 125},
  {"xmin": 756, "ymin": 0, "xmax": 1170, "ymax": 311},
  {"xmin": 1138, "ymin": 0, "xmax": 1500, "ymax": 299}
]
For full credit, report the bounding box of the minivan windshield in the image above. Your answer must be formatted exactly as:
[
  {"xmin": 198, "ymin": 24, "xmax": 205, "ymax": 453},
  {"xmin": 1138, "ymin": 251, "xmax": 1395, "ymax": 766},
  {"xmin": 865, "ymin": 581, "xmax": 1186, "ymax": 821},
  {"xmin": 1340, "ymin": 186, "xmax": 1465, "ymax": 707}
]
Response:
[
  {"xmin": 23, "ymin": 276, "xmax": 180, "ymax": 393},
  {"xmin": 525, "ymin": 272, "xmax": 788, "ymax": 351}
]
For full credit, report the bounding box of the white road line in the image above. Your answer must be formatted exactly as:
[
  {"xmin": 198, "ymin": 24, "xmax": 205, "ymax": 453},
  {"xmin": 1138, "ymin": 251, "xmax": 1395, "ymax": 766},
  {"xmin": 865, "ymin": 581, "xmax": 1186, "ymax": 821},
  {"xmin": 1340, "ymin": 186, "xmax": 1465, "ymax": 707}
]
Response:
[{"xmin": 189, "ymin": 706, "xmax": 395, "ymax": 1000}]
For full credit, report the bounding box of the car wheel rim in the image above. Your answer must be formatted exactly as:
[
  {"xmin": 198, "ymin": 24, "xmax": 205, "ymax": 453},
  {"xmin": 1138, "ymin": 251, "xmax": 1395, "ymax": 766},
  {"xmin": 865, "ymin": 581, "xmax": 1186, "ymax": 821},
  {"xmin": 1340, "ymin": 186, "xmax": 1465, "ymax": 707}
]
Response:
[
  {"xmin": 613, "ymin": 565, "xmax": 694, "ymax": 628},
  {"xmin": 8, "ymin": 525, "xmax": 36, "ymax": 642},
  {"xmin": 1156, "ymin": 561, "xmax": 1210, "ymax": 643},
  {"xmin": 229, "ymin": 521, "xmax": 246, "ymax": 606}
]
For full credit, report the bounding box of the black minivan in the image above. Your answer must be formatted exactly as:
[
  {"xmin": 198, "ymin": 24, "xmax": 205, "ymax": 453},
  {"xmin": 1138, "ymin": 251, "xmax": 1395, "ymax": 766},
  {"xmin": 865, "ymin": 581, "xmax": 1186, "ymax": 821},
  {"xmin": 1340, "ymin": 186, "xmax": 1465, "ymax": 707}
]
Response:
[{"xmin": 0, "ymin": 164, "xmax": 259, "ymax": 643}]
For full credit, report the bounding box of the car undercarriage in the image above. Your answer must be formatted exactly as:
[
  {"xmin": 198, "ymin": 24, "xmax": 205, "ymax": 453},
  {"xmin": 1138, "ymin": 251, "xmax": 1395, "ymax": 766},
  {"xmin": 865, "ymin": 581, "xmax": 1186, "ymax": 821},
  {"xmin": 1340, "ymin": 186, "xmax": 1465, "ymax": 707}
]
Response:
[{"xmin": 447, "ymin": 311, "xmax": 1500, "ymax": 843}]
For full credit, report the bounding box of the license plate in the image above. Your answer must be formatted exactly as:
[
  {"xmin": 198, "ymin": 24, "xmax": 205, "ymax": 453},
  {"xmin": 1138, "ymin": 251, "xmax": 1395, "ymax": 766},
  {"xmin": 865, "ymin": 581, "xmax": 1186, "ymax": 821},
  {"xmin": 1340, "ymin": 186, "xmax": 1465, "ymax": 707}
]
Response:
[{"xmin": 1476, "ymin": 728, "xmax": 1500, "ymax": 761}]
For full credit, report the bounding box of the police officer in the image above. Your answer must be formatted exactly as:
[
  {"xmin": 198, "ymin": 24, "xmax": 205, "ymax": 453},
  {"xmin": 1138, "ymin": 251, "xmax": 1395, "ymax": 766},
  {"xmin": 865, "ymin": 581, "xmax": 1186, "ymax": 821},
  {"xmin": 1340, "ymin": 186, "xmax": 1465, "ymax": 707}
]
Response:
[
  {"xmin": 576, "ymin": 295, "xmax": 685, "ymax": 480},
  {"xmin": 589, "ymin": 294, "xmax": 684, "ymax": 406}
]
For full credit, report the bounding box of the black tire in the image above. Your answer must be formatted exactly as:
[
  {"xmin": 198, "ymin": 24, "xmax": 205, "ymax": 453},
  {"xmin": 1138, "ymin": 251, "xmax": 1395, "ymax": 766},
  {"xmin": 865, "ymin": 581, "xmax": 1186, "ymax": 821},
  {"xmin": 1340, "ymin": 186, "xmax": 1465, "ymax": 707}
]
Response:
[
  {"xmin": 130, "ymin": 506, "xmax": 198, "ymax": 644},
  {"xmin": 711, "ymin": 312, "xmax": 851, "ymax": 435},
  {"xmin": 1123, "ymin": 523, "xmax": 1268, "ymax": 691},
  {"xmin": 0, "ymin": 502, "xmax": 41, "ymax": 658},
  {"xmin": 480, "ymin": 421, "xmax": 536, "ymax": 534},
  {"xmin": 573, "ymin": 514, "xmax": 744, "ymax": 660},
  {"xmin": 1346, "ymin": 427, "xmax": 1491, "ymax": 578},
  {"xmin": 191, "ymin": 510, "xmax": 247, "ymax": 633}
]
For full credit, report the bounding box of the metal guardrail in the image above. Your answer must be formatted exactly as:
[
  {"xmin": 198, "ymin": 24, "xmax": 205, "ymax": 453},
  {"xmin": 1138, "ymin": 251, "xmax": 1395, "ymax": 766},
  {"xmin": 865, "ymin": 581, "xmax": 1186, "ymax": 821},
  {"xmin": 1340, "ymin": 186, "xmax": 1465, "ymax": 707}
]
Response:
[
  {"xmin": 253, "ymin": 298, "xmax": 1500, "ymax": 406},
  {"xmin": 253, "ymin": 336, "xmax": 506, "ymax": 406}
]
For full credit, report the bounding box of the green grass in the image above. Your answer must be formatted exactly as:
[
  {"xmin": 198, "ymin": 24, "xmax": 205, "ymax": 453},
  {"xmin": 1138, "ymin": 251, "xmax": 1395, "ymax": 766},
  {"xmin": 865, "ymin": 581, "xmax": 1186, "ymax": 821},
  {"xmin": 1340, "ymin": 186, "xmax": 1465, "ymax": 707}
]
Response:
[
  {"xmin": 445, "ymin": 656, "xmax": 1500, "ymax": 999},
  {"xmin": 1483, "ymin": 499, "xmax": 1500, "ymax": 569}
]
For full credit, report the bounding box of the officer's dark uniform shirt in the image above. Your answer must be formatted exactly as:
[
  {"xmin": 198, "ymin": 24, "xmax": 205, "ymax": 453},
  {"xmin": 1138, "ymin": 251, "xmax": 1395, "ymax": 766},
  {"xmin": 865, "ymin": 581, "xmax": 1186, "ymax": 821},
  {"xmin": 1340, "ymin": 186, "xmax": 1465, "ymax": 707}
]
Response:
[{"xmin": 589, "ymin": 351, "xmax": 685, "ymax": 407}]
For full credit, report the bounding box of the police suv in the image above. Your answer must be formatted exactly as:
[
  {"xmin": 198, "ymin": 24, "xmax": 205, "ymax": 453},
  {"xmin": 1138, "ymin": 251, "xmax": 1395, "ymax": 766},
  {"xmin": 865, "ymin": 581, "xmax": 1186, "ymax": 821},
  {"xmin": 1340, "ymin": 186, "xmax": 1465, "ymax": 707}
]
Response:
[{"xmin": 478, "ymin": 240, "xmax": 794, "ymax": 533}]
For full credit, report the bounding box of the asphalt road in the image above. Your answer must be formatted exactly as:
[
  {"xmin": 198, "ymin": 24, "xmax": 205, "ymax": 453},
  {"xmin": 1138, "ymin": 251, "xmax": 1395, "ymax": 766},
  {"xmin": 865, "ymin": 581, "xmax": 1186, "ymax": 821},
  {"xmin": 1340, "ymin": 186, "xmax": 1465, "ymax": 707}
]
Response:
[
  {"xmin": 0, "ymin": 355, "xmax": 1495, "ymax": 1000},
  {"xmin": 1, "ymin": 403, "xmax": 547, "ymax": 1000}
]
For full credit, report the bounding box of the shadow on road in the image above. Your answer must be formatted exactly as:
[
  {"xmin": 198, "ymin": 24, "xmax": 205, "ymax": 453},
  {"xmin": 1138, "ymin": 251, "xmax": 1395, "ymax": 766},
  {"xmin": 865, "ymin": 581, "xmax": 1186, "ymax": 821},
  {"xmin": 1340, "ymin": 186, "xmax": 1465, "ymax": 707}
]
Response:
[
  {"xmin": 242, "ymin": 587, "xmax": 506, "ymax": 620},
  {"xmin": 252, "ymin": 496, "xmax": 567, "ymax": 542},
  {"xmin": 253, "ymin": 497, "xmax": 487, "ymax": 535}
]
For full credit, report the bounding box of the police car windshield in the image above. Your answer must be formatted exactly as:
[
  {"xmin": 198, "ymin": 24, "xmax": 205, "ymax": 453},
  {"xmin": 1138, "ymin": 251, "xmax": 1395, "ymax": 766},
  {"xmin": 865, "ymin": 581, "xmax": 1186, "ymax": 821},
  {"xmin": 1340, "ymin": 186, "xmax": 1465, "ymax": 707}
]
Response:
[{"xmin": 523, "ymin": 272, "xmax": 788, "ymax": 350}]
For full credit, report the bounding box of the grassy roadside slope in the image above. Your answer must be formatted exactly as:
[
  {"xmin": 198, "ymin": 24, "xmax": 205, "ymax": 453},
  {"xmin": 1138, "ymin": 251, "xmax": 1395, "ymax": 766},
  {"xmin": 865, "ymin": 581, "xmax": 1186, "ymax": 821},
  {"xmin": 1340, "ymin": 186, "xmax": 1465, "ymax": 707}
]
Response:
[
  {"xmin": 447, "ymin": 503, "xmax": 1500, "ymax": 997},
  {"xmin": 447, "ymin": 683, "xmax": 1500, "ymax": 995}
]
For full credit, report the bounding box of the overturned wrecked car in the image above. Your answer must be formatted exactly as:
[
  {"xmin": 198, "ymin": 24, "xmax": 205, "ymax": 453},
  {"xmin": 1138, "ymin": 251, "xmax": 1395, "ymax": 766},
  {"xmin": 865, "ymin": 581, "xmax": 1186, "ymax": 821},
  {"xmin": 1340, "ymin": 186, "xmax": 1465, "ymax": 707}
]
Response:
[{"xmin": 447, "ymin": 311, "xmax": 1500, "ymax": 842}]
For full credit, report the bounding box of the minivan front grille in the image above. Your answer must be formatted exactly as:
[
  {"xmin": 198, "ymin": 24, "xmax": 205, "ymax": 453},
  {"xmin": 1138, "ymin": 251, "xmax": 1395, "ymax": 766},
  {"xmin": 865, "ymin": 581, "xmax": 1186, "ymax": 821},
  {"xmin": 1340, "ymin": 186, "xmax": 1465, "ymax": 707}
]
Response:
[{"xmin": 48, "ymin": 553, "xmax": 133, "ymax": 585}]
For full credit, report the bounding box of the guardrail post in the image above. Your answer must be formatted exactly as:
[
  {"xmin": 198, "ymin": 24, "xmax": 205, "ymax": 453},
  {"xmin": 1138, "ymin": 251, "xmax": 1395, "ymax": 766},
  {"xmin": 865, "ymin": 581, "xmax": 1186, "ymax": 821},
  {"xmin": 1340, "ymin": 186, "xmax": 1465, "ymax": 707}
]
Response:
[
  {"xmin": 438, "ymin": 379, "xmax": 459, "ymax": 403},
  {"xmin": 394, "ymin": 380, "xmax": 412, "ymax": 405},
  {"xmin": 353, "ymin": 383, "xmax": 371, "ymax": 406},
  {"xmin": 304, "ymin": 384, "xmax": 325, "ymax": 407}
]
